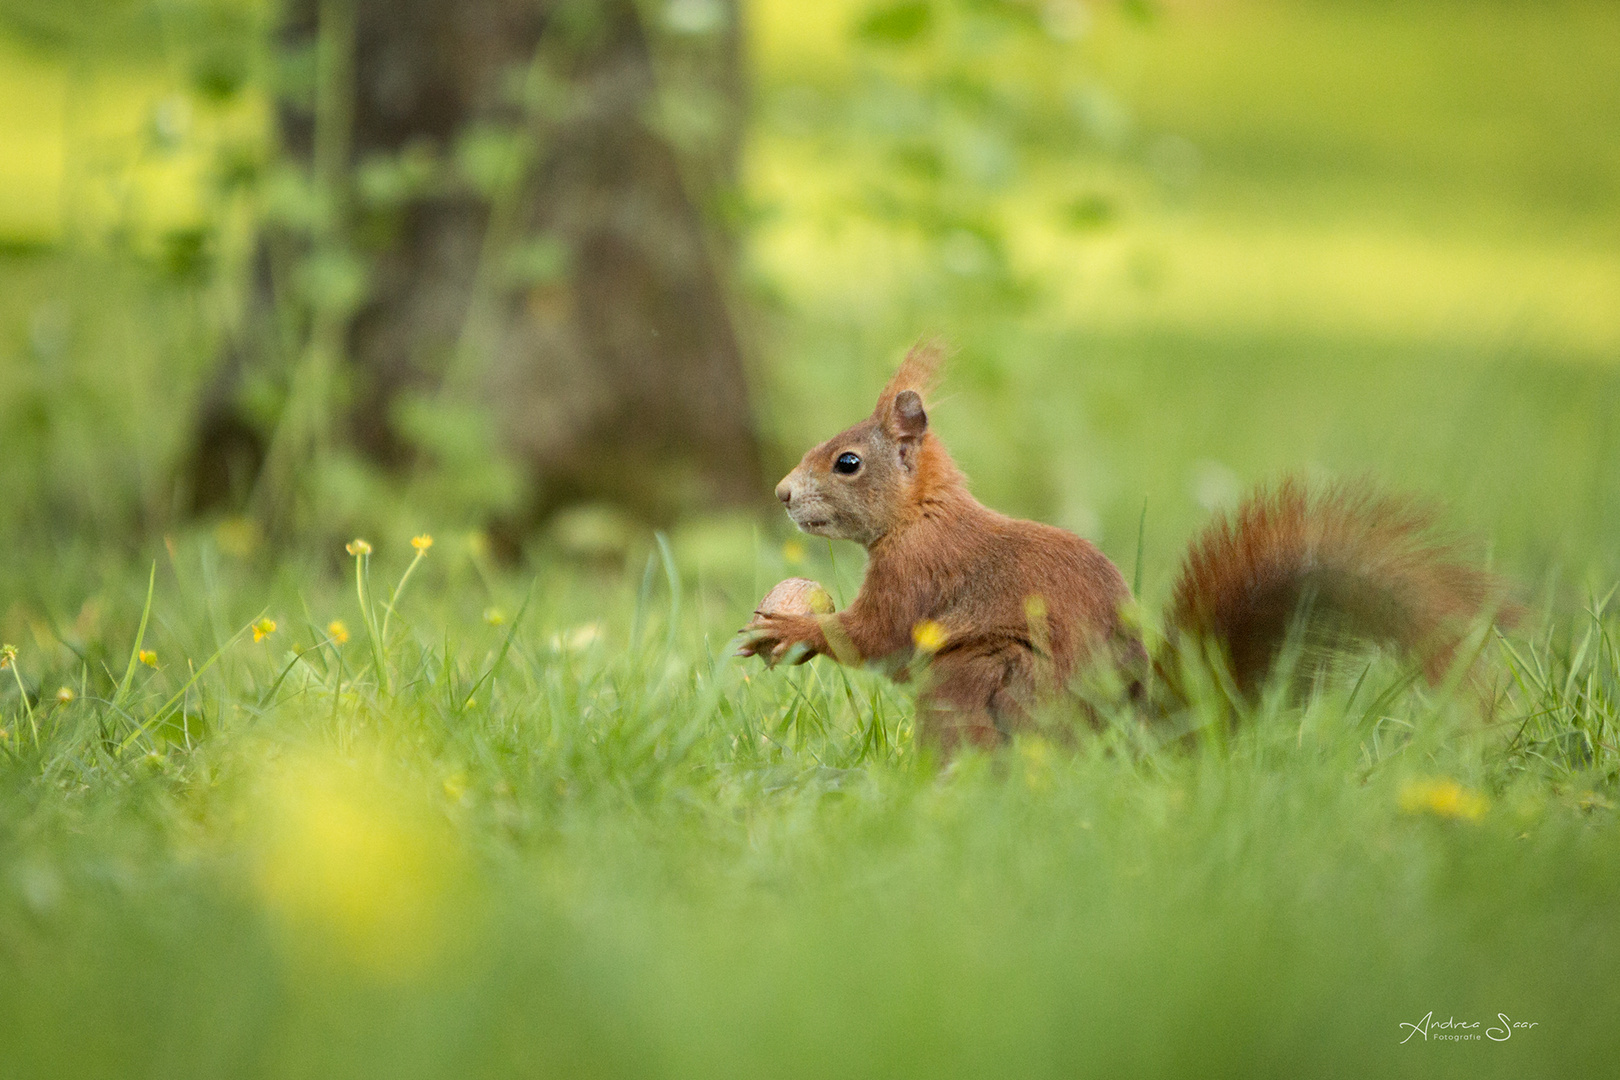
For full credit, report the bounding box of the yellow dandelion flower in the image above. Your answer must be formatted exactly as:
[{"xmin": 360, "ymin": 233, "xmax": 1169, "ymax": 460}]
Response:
[
  {"xmin": 1399, "ymin": 778, "xmax": 1489, "ymax": 822},
  {"xmin": 912, "ymin": 619, "xmax": 948, "ymax": 653},
  {"xmin": 252, "ymin": 617, "xmax": 278, "ymax": 643},
  {"xmin": 782, "ymin": 539, "xmax": 806, "ymax": 565},
  {"xmin": 55, "ymin": 686, "xmax": 75, "ymax": 704},
  {"xmin": 139, "ymin": 649, "xmax": 158, "ymax": 668},
  {"xmin": 346, "ymin": 539, "xmax": 372, "ymax": 557},
  {"xmin": 411, "ymin": 534, "xmax": 433, "ymax": 552},
  {"xmin": 327, "ymin": 620, "xmax": 350, "ymax": 645}
]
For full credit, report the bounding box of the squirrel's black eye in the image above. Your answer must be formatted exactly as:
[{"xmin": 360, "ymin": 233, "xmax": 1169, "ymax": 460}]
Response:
[{"xmin": 834, "ymin": 452, "xmax": 862, "ymax": 475}]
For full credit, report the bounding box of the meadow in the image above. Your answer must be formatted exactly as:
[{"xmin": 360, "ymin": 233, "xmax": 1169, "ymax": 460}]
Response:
[{"xmin": 2, "ymin": 1, "xmax": 1619, "ymax": 1076}]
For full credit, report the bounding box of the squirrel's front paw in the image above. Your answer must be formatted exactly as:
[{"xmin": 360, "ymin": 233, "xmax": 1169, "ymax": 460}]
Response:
[
  {"xmin": 736, "ymin": 612, "xmax": 816, "ymax": 666},
  {"xmin": 735, "ymin": 578, "xmax": 833, "ymax": 666}
]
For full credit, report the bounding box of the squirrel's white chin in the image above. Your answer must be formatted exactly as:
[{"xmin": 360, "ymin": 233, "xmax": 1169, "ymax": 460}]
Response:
[{"xmin": 790, "ymin": 515, "xmax": 835, "ymax": 537}]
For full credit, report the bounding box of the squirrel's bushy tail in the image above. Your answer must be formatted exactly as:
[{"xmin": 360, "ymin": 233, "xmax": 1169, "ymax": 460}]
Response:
[{"xmin": 1157, "ymin": 478, "xmax": 1516, "ymax": 704}]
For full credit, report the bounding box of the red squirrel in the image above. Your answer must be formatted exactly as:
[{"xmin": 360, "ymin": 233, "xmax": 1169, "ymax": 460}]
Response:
[{"xmin": 739, "ymin": 342, "xmax": 1512, "ymax": 751}]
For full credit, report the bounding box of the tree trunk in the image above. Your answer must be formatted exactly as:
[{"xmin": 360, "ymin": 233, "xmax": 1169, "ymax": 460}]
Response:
[{"xmin": 189, "ymin": 0, "xmax": 762, "ymax": 529}]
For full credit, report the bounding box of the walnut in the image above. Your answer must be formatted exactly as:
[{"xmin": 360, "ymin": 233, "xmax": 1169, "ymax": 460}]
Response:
[{"xmin": 755, "ymin": 577, "xmax": 835, "ymax": 617}]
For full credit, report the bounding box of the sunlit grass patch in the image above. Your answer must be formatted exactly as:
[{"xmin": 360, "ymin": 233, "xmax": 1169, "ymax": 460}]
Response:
[{"xmin": 0, "ymin": 36, "xmax": 266, "ymax": 248}]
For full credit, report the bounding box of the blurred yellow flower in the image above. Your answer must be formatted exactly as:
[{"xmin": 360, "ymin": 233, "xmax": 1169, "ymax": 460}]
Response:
[
  {"xmin": 483, "ymin": 607, "xmax": 506, "ymax": 626},
  {"xmin": 1399, "ymin": 777, "xmax": 1489, "ymax": 822},
  {"xmin": 411, "ymin": 534, "xmax": 433, "ymax": 552},
  {"xmin": 138, "ymin": 649, "xmax": 158, "ymax": 668},
  {"xmin": 912, "ymin": 619, "xmax": 948, "ymax": 653},
  {"xmin": 0, "ymin": 644, "xmax": 14, "ymax": 670},
  {"xmin": 782, "ymin": 539, "xmax": 806, "ymax": 565},
  {"xmin": 55, "ymin": 686, "xmax": 75, "ymax": 704},
  {"xmin": 1019, "ymin": 736, "xmax": 1054, "ymax": 790},
  {"xmin": 327, "ymin": 620, "xmax": 350, "ymax": 645},
  {"xmin": 346, "ymin": 539, "xmax": 372, "ymax": 556},
  {"xmin": 253, "ymin": 752, "xmax": 465, "ymax": 980},
  {"xmin": 806, "ymin": 584, "xmax": 836, "ymax": 615},
  {"xmin": 252, "ymin": 617, "xmax": 277, "ymax": 643}
]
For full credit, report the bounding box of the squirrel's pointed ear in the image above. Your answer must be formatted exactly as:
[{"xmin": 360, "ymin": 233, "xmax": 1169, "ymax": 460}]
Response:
[{"xmin": 888, "ymin": 389, "xmax": 928, "ymax": 441}]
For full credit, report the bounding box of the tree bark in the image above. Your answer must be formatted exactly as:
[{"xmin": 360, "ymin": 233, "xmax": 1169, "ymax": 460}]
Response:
[{"xmin": 189, "ymin": 0, "xmax": 762, "ymax": 528}]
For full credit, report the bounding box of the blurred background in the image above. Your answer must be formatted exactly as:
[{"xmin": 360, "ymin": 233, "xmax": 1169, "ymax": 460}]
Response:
[{"xmin": 1, "ymin": 0, "xmax": 1617, "ymax": 600}]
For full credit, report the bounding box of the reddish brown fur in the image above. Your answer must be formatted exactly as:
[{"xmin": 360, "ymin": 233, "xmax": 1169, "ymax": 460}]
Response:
[
  {"xmin": 743, "ymin": 344, "xmax": 1514, "ymax": 751},
  {"xmin": 875, "ymin": 337, "xmax": 945, "ymax": 412},
  {"xmin": 1167, "ymin": 479, "xmax": 1516, "ymax": 696}
]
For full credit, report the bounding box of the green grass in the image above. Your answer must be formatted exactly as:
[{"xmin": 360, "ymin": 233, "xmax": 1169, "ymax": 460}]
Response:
[
  {"xmin": 1, "ymin": 530, "xmax": 1618, "ymax": 1078},
  {"xmin": 0, "ymin": 482, "xmax": 1616, "ymax": 1076}
]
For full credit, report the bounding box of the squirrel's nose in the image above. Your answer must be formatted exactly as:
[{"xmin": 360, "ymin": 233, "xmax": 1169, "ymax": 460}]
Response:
[{"xmin": 775, "ymin": 480, "xmax": 793, "ymax": 505}]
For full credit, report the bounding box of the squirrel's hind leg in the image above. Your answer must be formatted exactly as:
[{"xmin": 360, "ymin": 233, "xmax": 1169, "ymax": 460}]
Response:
[{"xmin": 917, "ymin": 645, "xmax": 1036, "ymax": 753}]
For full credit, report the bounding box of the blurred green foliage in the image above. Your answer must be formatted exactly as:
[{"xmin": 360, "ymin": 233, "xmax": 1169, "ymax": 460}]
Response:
[
  {"xmin": 745, "ymin": 0, "xmax": 1620, "ymax": 591},
  {"xmin": 0, "ymin": 0, "xmax": 1617, "ymax": 582}
]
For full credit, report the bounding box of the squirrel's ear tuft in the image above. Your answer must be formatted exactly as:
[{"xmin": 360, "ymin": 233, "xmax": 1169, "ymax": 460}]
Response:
[
  {"xmin": 876, "ymin": 338, "xmax": 945, "ymax": 416},
  {"xmin": 889, "ymin": 389, "xmax": 928, "ymax": 440}
]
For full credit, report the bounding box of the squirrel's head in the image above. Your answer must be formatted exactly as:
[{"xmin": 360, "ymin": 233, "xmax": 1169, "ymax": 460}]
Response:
[{"xmin": 774, "ymin": 341, "xmax": 952, "ymax": 548}]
